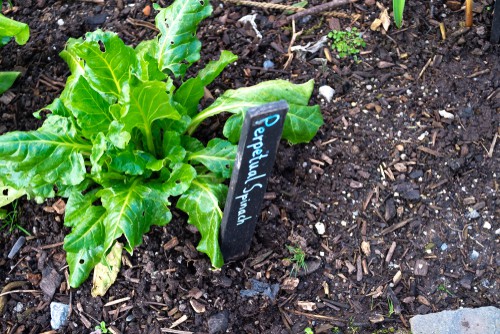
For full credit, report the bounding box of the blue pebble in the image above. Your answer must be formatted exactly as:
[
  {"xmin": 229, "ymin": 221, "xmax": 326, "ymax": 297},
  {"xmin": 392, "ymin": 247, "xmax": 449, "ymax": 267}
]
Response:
[{"xmin": 263, "ymin": 60, "xmax": 275, "ymax": 70}]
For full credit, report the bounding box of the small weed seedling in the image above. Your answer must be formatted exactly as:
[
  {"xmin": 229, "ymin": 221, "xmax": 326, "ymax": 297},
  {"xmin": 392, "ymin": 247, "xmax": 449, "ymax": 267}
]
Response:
[
  {"xmin": 331, "ymin": 327, "xmax": 342, "ymax": 334},
  {"xmin": 0, "ymin": 200, "xmax": 30, "ymax": 235},
  {"xmin": 304, "ymin": 327, "xmax": 314, "ymax": 334},
  {"xmin": 94, "ymin": 321, "xmax": 108, "ymax": 333},
  {"xmin": 437, "ymin": 284, "xmax": 454, "ymax": 296},
  {"xmin": 286, "ymin": 244, "xmax": 307, "ymax": 275},
  {"xmin": 327, "ymin": 27, "xmax": 366, "ymax": 59},
  {"xmin": 387, "ymin": 297, "xmax": 394, "ymax": 317}
]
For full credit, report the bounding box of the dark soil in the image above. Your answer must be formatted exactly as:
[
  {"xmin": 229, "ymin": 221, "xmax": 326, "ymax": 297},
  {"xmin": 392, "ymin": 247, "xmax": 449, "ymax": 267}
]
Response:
[{"xmin": 1, "ymin": 0, "xmax": 499, "ymax": 333}]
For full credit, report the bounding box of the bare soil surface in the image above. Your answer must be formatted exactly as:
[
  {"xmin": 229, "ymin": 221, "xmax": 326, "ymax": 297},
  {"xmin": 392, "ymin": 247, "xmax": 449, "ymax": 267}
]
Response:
[{"xmin": 1, "ymin": 0, "xmax": 499, "ymax": 333}]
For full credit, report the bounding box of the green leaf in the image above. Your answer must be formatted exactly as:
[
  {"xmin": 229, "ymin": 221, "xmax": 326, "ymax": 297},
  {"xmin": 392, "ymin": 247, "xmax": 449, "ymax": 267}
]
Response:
[
  {"xmin": 0, "ymin": 13, "xmax": 29, "ymax": 45},
  {"xmin": 155, "ymin": 0, "xmax": 212, "ymax": 77},
  {"xmin": 190, "ymin": 79, "xmax": 323, "ymax": 144},
  {"xmin": 74, "ymin": 30, "xmax": 137, "ymax": 100},
  {"xmin": 0, "ymin": 129, "xmax": 91, "ymax": 188},
  {"xmin": 0, "ymin": 179, "xmax": 25, "ymax": 208},
  {"xmin": 98, "ymin": 179, "xmax": 172, "ymax": 254},
  {"xmin": 164, "ymin": 163, "xmax": 197, "ymax": 196},
  {"xmin": 65, "ymin": 76, "xmax": 113, "ymax": 138},
  {"xmin": 177, "ymin": 174, "xmax": 227, "ymax": 267},
  {"xmin": 222, "ymin": 113, "xmax": 244, "ymax": 143},
  {"xmin": 109, "ymin": 149, "xmax": 156, "ymax": 176},
  {"xmin": 174, "ymin": 77, "xmax": 204, "ymax": 117},
  {"xmin": 122, "ymin": 80, "xmax": 181, "ymax": 153},
  {"xmin": 188, "ymin": 138, "xmax": 236, "ymax": 178},
  {"xmin": 162, "ymin": 131, "xmax": 186, "ymax": 164},
  {"xmin": 197, "ymin": 50, "xmax": 238, "ymax": 86},
  {"xmin": 393, "ymin": 0, "xmax": 405, "ymax": 28},
  {"xmin": 91, "ymin": 242, "xmax": 122, "ymax": 297},
  {"xmin": 135, "ymin": 40, "xmax": 166, "ymax": 82},
  {"xmin": 64, "ymin": 189, "xmax": 107, "ymax": 288},
  {"xmin": 0, "ymin": 71, "xmax": 20, "ymax": 94},
  {"xmin": 60, "ymin": 38, "xmax": 85, "ymax": 77}
]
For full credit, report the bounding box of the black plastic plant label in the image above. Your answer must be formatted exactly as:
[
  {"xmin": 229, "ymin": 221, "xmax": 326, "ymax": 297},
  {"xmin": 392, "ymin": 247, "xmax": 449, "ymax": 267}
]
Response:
[{"xmin": 220, "ymin": 100, "xmax": 288, "ymax": 261}]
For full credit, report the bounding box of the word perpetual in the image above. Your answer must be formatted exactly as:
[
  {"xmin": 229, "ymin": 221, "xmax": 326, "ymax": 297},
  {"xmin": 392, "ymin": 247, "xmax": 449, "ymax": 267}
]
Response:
[{"xmin": 220, "ymin": 101, "xmax": 288, "ymax": 261}]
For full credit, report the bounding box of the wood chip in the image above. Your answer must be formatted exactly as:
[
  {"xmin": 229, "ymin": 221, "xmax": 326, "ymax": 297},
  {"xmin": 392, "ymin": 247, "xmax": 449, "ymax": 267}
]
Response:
[
  {"xmin": 417, "ymin": 145, "xmax": 444, "ymax": 157},
  {"xmin": 163, "ymin": 237, "xmax": 179, "ymax": 251},
  {"xmin": 393, "ymin": 270, "xmax": 402, "ymax": 285},
  {"xmin": 385, "ymin": 241, "xmax": 397, "ymax": 263},
  {"xmin": 104, "ymin": 297, "xmax": 131, "ymax": 307},
  {"xmin": 189, "ymin": 299, "xmax": 206, "ymax": 313},
  {"xmin": 417, "ymin": 295, "xmax": 431, "ymax": 306},
  {"xmin": 297, "ymin": 301, "xmax": 317, "ymax": 311},
  {"xmin": 414, "ymin": 259, "xmax": 429, "ymax": 276},
  {"xmin": 344, "ymin": 260, "xmax": 356, "ymax": 274},
  {"xmin": 361, "ymin": 241, "xmax": 371, "ymax": 256},
  {"xmin": 169, "ymin": 314, "xmax": 188, "ymax": 329}
]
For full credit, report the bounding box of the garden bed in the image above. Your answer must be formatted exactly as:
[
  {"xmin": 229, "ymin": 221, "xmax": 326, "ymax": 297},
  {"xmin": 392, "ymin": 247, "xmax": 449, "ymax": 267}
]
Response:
[{"xmin": 1, "ymin": 0, "xmax": 498, "ymax": 333}]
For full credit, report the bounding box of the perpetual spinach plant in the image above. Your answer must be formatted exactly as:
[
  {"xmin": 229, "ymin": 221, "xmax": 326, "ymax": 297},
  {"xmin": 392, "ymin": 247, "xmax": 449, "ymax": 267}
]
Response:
[{"xmin": 0, "ymin": 0, "xmax": 323, "ymax": 288}]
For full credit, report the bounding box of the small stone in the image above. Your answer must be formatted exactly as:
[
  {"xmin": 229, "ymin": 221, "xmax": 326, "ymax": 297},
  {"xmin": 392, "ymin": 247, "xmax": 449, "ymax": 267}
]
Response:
[
  {"xmin": 14, "ymin": 302, "xmax": 23, "ymax": 313},
  {"xmin": 7, "ymin": 236, "xmax": 26, "ymax": 259},
  {"xmin": 366, "ymin": 84, "xmax": 373, "ymax": 90},
  {"xmin": 409, "ymin": 170, "xmax": 423, "ymax": 179},
  {"xmin": 263, "ymin": 59, "xmax": 274, "ymax": 70},
  {"xmin": 465, "ymin": 209, "xmax": 480, "ymax": 220},
  {"xmin": 208, "ymin": 311, "xmax": 229, "ymax": 334},
  {"xmin": 50, "ymin": 302, "xmax": 70, "ymax": 330},
  {"xmin": 459, "ymin": 274, "xmax": 474, "ymax": 290},
  {"xmin": 460, "ymin": 106, "xmax": 474, "ymax": 118},
  {"xmin": 470, "ymin": 250, "xmax": 479, "ymax": 261},
  {"xmin": 438, "ymin": 110, "xmax": 455, "ymax": 119},
  {"xmin": 282, "ymin": 277, "xmax": 300, "ymax": 291},
  {"xmin": 483, "ymin": 221, "xmax": 491, "ymax": 229},
  {"xmin": 319, "ymin": 85, "xmax": 335, "ymax": 103},
  {"xmin": 315, "ymin": 222, "xmax": 326, "ymax": 235},
  {"xmin": 86, "ymin": 13, "xmax": 107, "ymax": 26},
  {"xmin": 410, "ymin": 306, "xmax": 500, "ymax": 334},
  {"xmin": 440, "ymin": 243, "xmax": 448, "ymax": 251},
  {"xmin": 369, "ymin": 314, "xmax": 385, "ymax": 323},
  {"xmin": 414, "ymin": 259, "xmax": 428, "ymax": 276}
]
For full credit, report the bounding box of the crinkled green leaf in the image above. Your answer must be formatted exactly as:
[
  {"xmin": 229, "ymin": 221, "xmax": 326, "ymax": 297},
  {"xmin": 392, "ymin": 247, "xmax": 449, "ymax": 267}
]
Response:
[
  {"xmin": 107, "ymin": 120, "xmax": 131, "ymax": 150},
  {"xmin": 99, "ymin": 179, "xmax": 172, "ymax": 254},
  {"xmin": 0, "ymin": 71, "xmax": 20, "ymax": 94},
  {"xmin": 109, "ymin": 149, "xmax": 156, "ymax": 175},
  {"xmin": 189, "ymin": 79, "xmax": 323, "ymax": 144},
  {"xmin": 163, "ymin": 163, "xmax": 197, "ymax": 197},
  {"xmin": 0, "ymin": 13, "xmax": 29, "ymax": 45},
  {"xmin": 65, "ymin": 76, "xmax": 113, "ymax": 138},
  {"xmin": 135, "ymin": 40, "xmax": 166, "ymax": 82},
  {"xmin": 188, "ymin": 138, "xmax": 236, "ymax": 178},
  {"xmin": 59, "ymin": 38, "xmax": 85, "ymax": 77},
  {"xmin": 64, "ymin": 190, "xmax": 107, "ymax": 288},
  {"xmin": 74, "ymin": 30, "xmax": 137, "ymax": 100},
  {"xmin": 163, "ymin": 130, "xmax": 186, "ymax": 164},
  {"xmin": 0, "ymin": 129, "xmax": 91, "ymax": 187},
  {"xmin": 177, "ymin": 174, "xmax": 227, "ymax": 267},
  {"xmin": 197, "ymin": 50, "xmax": 238, "ymax": 86},
  {"xmin": 0, "ymin": 179, "xmax": 25, "ymax": 208},
  {"xmin": 155, "ymin": 0, "xmax": 212, "ymax": 77},
  {"xmin": 122, "ymin": 80, "xmax": 181, "ymax": 153}
]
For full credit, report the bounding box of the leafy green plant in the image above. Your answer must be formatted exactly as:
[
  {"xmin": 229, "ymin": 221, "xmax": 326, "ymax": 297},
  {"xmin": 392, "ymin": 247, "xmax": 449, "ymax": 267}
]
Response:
[
  {"xmin": 0, "ymin": 0, "xmax": 323, "ymax": 288},
  {"xmin": 393, "ymin": 0, "xmax": 406, "ymax": 28},
  {"xmin": 327, "ymin": 27, "xmax": 365, "ymax": 59},
  {"xmin": 286, "ymin": 244, "xmax": 307, "ymax": 275},
  {"xmin": 94, "ymin": 321, "xmax": 108, "ymax": 333},
  {"xmin": 0, "ymin": 0, "xmax": 30, "ymax": 94}
]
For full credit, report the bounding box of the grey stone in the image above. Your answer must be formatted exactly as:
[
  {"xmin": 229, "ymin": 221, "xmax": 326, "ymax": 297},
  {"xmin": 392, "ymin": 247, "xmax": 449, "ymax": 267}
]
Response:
[
  {"xmin": 208, "ymin": 311, "xmax": 229, "ymax": 334},
  {"xmin": 410, "ymin": 306, "xmax": 500, "ymax": 334},
  {"xmin": 50, "ymin": 302, "xmax": 70, "ymax": 330}
]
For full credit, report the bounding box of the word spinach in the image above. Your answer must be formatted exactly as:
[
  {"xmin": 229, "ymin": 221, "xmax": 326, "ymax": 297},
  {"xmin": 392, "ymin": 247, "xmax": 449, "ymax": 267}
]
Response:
[{"xmin": 0, "ymin": 0, "xmax": 323, "ymax": 288}]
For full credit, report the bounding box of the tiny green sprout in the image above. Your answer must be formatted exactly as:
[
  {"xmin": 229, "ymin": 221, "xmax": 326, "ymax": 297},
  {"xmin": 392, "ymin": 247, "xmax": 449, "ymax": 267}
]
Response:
[
  {"xmin": 387, "ymin": 297, "xmax": 394, "ymax": 317},
  {"xmin": 437, "ymin": 284, "xmax": 454, "ymax": 296},
  {"xmin": 331, "ymin": 327, "xmax": 342, "ymax": 334},
  {"xmin": 327, "ymin": 27, "xmax": 366, "ymax": 59},
  {"xmin": 95, "ymin": 321, "xmax": 108, "ymax": 333},
  {"xmin": 0, "ymin": 200, "xmax": 30, "ymax": 236},
  {"xmin": 286, "ymin": 244, "xmax": 307, "ymax": 276},
  {"xmin": 304, "ymin": 327, "xmax": 315, "ymax": 334}
]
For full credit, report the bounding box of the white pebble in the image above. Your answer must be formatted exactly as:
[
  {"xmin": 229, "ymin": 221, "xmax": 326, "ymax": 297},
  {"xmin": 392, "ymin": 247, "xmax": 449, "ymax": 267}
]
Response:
[
  {"xmin": 315, "ymin": 222, "xmax": 326, "ymax": 235},
  {"xmin": 366, "ymin": 84, "xmax": 373, "ymax": 90},
  {"xmin": 319, "ymin": 85, "xmax": 335, "ymax": 103},
  {"xmin": 439, "ymin": 110, "xmax": 455, "ymax": 119},
  {"xmin": 483, "ymin": 221, "xmax": 491, "ymax": 229},
  {"xmin": 57, "ymin": 19, "xmax": 64, "ymax": 26}
]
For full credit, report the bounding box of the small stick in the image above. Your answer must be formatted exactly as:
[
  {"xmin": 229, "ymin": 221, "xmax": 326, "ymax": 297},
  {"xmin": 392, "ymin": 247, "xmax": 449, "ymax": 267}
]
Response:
[
  {"xmin": 465, "ymin": 0, "xmax": 473, "ymax": 27},
  {"xmin": 160, "ymin": 329, "xmax": 193, "ymax": 334},
  {"xmin": 80, "ymin": 0, "xmax": 104, "ymax": 3},
  {"xmin": 379, "ymin": 218, "xmax": 413, "ymax": 236},
  {"xmin": 385, "ymin": 241, "xmax": 397, "ymax": 263},
  {"xmin": 103, "ymin": 296, "xmax": 131, "ymax": 307},
  {"xmin": 487, "ymin": 132, "xmax": 498, "ymax": 158},
  {"xmin": 0, "ymin": 289, "xmax": 41, "ymax": 297},
  {"xmin": 418, "ymin": 57, "xmax": 433, "ymax": 79},
  {"xmin": 276, "ymin": 0, "xmax": 354, "ymax": 27}
]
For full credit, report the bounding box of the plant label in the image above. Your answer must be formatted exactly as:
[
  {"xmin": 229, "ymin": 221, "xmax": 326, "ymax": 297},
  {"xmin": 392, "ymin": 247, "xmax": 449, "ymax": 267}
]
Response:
[
  {"xmin": 220, "ymin": 101, "xmax": 288, "ymax": 261},
  {"xmin": 491, "ymin": 0, "xmax": 500, "ymax": 43}
]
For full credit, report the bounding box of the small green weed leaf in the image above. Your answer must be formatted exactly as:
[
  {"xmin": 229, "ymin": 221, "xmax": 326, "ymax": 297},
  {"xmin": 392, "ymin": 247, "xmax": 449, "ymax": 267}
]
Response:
[
  {"xmin": 74, "ymin": 30, "xmax": 136, "ymax": 100},
  {"xmin": 0, "ymin": 71, "xmax": 20, "ymax": 94},
  {"xmin": 164, "ymin": 163, "xmax": 197, "ymax": 196},
  {"xmin": 0, "ymin": 130, "xmax": 90, "ymax": 186},
  {"xmin": 393, "ymin": 0, "xmax": 406, "ymax": 28},
  {"xmin": 197, "ymin": 50, "xmax": 238, "ymax": 86},
  {"xmin": 188, "ymin": 138, "xmax": 236, "ymax": 178},
  {"xmin": 177, "ymin": 174, "xmax": 227, "ymax": 268},
  {"xmin": 0, "ymin": 13, "xmax": 29, "ymax": 45},
  {"xmin": 155, "ymin": 0, "xmax": 212, "ymax": 77},
  {"xmin": 174, "ymin": 77, "xmax": 204, "ymax": 116},
  {"xmin": 99, "ymin": 179, "xmax": 172, "ymax": 255},
  {"xmin": 66, "ymin": 76, "xmax": 113, "ymax": 138}
]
